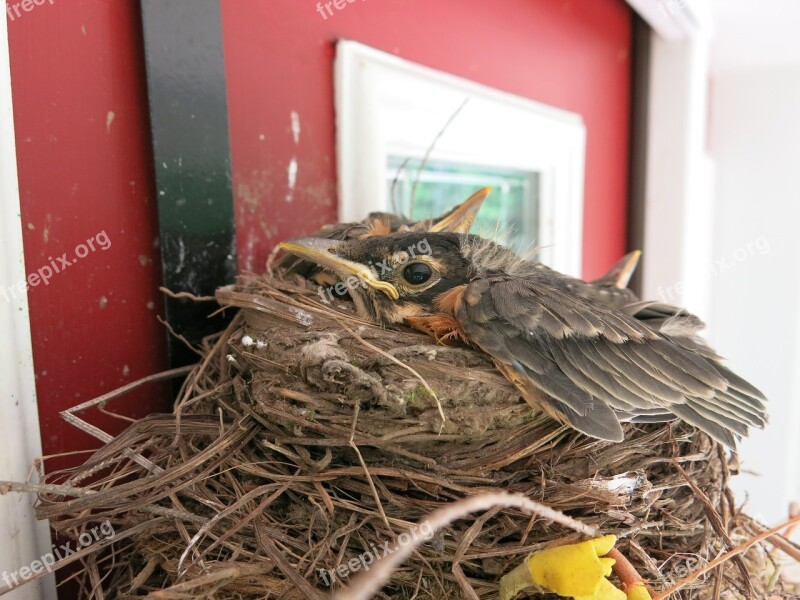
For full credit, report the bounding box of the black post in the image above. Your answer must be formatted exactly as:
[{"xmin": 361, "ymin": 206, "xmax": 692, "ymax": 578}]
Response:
[
  {"xmin": 627, "ymin": 14, "xmax": 651, "ymax": 297},
  {"xmin": 141, "ymin": 0, "xmax": 237, "ymax": 367}
]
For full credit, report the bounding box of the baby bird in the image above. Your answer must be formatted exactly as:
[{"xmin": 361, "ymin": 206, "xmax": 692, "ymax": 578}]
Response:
[{"xmin": 278, "ymin": 232, "xmax": 768, "ymax": 447}]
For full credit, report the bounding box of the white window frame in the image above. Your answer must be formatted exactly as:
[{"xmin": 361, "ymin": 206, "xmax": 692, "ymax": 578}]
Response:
[{"xmin": 334, "ymin": 40, "xmax": 586, "ymax": 276}]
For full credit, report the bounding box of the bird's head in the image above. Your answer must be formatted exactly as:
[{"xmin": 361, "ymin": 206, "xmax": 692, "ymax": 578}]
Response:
[{"xmin": 278, "ymin": 232, "xmax": 474, "ymax": 324}]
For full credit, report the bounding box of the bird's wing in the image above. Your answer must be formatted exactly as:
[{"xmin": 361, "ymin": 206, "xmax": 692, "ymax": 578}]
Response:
[
  {"xmin": 453, "ymin": 277, "xmax": 767, "ymax": 446},
  {"xmin": 622, "ymin": 301, "xmax": 722, "ymax": 360}
]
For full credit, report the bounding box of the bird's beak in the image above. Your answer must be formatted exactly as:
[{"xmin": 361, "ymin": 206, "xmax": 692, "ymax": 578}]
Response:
[
  {"xmin": 429, "ymin": 187, "xmax": 492, "ymax": 233},
  {"xmin": 277, "ymin": 237, "xmax": 400, "ymax": 299},
  {"xmin": 605, "ymin": 250, "xmax": 642, "ymax": 288}
]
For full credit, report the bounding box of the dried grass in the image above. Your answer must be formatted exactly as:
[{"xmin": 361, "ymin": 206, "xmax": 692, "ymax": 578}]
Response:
[{"xmin": 2, "ymin": 273, "xmax": 799, "ymax": 599}]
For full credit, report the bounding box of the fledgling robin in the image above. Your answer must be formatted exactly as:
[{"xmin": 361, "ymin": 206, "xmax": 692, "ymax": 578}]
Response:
[
  {"xmin": 273, "ymin": 187, "xmax": 492, "ymax": 288},
  {"xmin": 277, "ymin": 232, "xmax": 767, "ymax": 447}
]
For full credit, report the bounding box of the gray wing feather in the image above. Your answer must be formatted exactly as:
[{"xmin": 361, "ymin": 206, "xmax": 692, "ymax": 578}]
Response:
[{"xmin": 457, "ymin": 276, "xmax": 768, "ymax": 446}]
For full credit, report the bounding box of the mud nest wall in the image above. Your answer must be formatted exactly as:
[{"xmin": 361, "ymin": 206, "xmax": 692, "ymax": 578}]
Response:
[{"xmin": 29, "ymin": 274, "xmax": 796, "ymax": 599}]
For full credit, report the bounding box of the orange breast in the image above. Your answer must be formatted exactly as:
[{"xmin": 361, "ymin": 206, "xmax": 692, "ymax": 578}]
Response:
[
  {"xmin": 434, "ymin": 284, "xmax": 467, "ymax": 314},
  {"xmin": 405, "ymin": 314, "xmax": 467, "ymax": 344}
]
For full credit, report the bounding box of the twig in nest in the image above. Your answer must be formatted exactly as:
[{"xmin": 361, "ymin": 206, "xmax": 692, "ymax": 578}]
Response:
[
  {"xmin": 149, "ymin": 564, "xmax": 271, "ymax": 598},
  {"xmin": 607, "ymin": 548, "xmax": 648, "ymax": 594},
  {"xmin": 653, "ymin": 512, "xmax": 800, "ymax": 599},
  {"xmin": 334, "ymin": 491, "xmax": 597, "ymax": 600},
  {"xmin": 672, "ymin": 458, "xmax": 754, "ymax": 597},
  {"xmin": 176, "ymin": 482, "xmax": 292, "ymax": 577},
  {"xmin": 157, "ymin": 315, "xmax": 203, "ymax": 356},
  {"xmin": 266, "ymin": 244, "xmax": 282, "ymax": 275},
  {"xmin": 0, "ymin": 481, "xmax": 96, "ymax": 497},
  {"xmin": 159, "ymin": 286, "xmax": 216, "ymax": 302},
  {"xmin": 348, "ymin": 404, "xmax": 393, "ymax": 536},
  {"xmin": 786, "ymin": 501, "xmax": 800, "ymax": 538},
  {"xmin": 59, "ymin": 365, "xmax": 194, "ymax": 474},
  {"xmin": 748, "ymin": 519, "xmax": 800, "ymax": 562}
]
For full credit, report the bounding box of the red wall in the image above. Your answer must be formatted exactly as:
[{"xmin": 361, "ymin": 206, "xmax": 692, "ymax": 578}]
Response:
[
  {"xmin": 7, "ymin": 0, "xmax": 169, "ymax": 469},
  {"xmin": 8, "ymin": 0, "xmax": 631, "ymax": 472},
  {"xmin": 221, "ymin": 0, "xmax": 633, "ymax": 278}
]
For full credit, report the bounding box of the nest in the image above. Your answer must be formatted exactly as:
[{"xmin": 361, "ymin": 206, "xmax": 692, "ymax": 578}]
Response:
[{"xmin": 12, "ymin": 273, "xmax": 800, "ymax": 599}]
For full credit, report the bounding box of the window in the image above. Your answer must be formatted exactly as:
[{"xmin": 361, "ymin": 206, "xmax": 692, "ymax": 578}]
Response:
[
  {"xmin": 335, "ymin": 41, "xmax": 586, "ymax": 275},
  {"xmin": 387, "ymin": 156, "xmax": 539, "ymax": 254}
]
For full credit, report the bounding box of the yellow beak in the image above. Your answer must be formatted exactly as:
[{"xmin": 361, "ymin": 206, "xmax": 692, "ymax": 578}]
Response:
[
  {"xmin": 609, "ymin": 250, "xmax": 642, "ymax": 288},
  {"xmin": 277, "ymin": 237, "xmax": 400, "ymax": 300},
  {"xmin": 429, "ymin": 187, "xmax": 492, "ymax": 233}
]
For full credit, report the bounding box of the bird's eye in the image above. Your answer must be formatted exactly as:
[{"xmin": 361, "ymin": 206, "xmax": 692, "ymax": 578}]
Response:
[{"xmin": 403, "ymin": 262, "xmax": 432, "ymax": 285}]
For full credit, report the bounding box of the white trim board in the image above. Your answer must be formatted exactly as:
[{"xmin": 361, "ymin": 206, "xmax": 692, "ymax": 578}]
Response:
[
  {"xmin": 625, "ymin": 0, "xmax": 712, "ymax": 40},
  {"xmin": 334, "ymin": 40, "xmax": 586, "ymax": 277},
  {"xmin": 0, "ymin": 15, "xmax": 54, "ymax": 600}
]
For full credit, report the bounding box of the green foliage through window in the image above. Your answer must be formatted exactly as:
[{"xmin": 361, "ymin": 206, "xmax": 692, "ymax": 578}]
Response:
[{"xmin": 387, "ymin": 156, "xmax": 540, "ymax": 253}]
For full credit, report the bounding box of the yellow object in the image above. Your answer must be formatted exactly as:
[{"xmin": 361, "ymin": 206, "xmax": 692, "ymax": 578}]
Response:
[
  {"xmin": 528, "ymin": 535, "xmax": 625, "ymax": 600},
  {"xmin": 625, "ymin": 582, "xmax": 652, "ymax": 600},
  {"xmin": 498, "ymin": 534, "xmax": 653, "ymax": 600}
]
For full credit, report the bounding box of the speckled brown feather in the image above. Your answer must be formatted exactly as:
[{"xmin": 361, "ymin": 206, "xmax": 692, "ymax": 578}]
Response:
[{"xmin": 452, "ymin": 270, "xmax": 766, "ymax": 446}]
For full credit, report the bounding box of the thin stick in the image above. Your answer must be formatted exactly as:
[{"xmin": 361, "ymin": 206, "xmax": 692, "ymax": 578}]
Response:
[
  {"xmin": 59, "ymin": 365, "xmax": 195, "ymax": 474},
  {"xmin": 409, "ymin": 98, "xmax": 469, "ymax": 217},
  {"xmin": 150, "ymin": 565, "xmax": 270, "ymax": 597},
  {"xmin": 63, "ymin": 365, "xmax": 195, "ymax": 421},
  {"xmin": 672, "ymin": 458, "xmax": 753, "ymax": 596},
  {"xmin": 159, "ymin": 287, "xmax": 216, "ymax": 302},
  {"xmin": 157, "ymin": 315, "xmax": 203, "ymax": 356},
  {"xmin": 786, "ymin": 501, "xmax": 800, "ymax": 538},
  {"xmin": 389, "ymin": 156, "xmax": 411, "ymax": 216},
  {"xmin": 747, "ymin": 520, "xmax": 800, "ymax": 562},
  {"xmin": 652, "ymin": 512, "xmax": 800, "ymax": 599},
  {"xmin": 606, "ymin": 548, "xmax": 647, "ymax": 593},
  {"xmin": 266, "ymin": 245, "xmax": 282, "ymax": 275},
  {"xmin": 348, "ymin": 404, "xmax": 393, "ymax": 535},
  {"xmin": 335, "ymin": 491, "xmax": 596, "ymax": 600},
  {"xmin": 0, "ymin": 481, "xmax": 96, "ymax": 497},
  {"xmin": 764, "ymin": 532, "xmax": 800, "ymax": 562}
]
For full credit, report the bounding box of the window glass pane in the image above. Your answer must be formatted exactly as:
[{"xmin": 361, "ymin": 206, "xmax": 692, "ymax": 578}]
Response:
[{"xmin": 386, "ymin": 156, "xmax": 539, "ymax": 253}]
